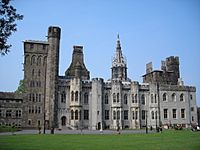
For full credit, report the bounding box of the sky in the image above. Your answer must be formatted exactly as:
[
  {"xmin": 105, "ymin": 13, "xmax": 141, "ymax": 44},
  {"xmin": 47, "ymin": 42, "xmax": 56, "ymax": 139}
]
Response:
[{"xmin": 0, "ymin": 0, "xmax": 200, "ymax": 106}]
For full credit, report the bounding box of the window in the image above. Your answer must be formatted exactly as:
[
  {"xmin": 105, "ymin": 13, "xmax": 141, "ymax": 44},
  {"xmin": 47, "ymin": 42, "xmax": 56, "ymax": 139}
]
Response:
[
  {"xmin": 124, "ymin": 110, "xmax": 128, "ymax": 120},
  {"xmin": 37, "ymin": 57, "xmax": 42, "ymax": 65},
  {"xmin": 32, "ymin": 69, "xmax": 34, "ymax": 77},
  {"xmin": 155, "ymin": 94, "xmax": 157, "ymax": 103},
  {"xmin": 117, "ymin": 110, "xmax": 120, "ymax": 120},
  {"xmin": 61, "ymin": 92, "xmax": 66, "ymax": 103},
  {"xmin": 172, "ymin": 93, "xmax": 176, "ymax": 102},
  {"xmin": 16, "ymin": 110, "xmax": 22, "ymax": 118},
  {"xmin": 29, "ymin": 93, "xmax": 32, "ymax": 101},
  {"xmin": 191, "ymin": 107, "xmax": 194, "ymax": 111},
  {"xmin": 75, "ymin": 110, "xmax": 78, "ymax": 120},
  {"xmin": 38, "ymin": 120, "xmax": 41, "ymax": 126},
  {"xmin": 38, "ymin": 94, "xmax": 41, "ymax": 102},
  {"xmin": 151, "ymin": 94, "xmax": 153, "ymax": 103},
  {"xmin": 172, "ymin": 109, "xmax": 176, "ymax": 119},
  {"xmin": 180, "ymin": 93, "xmax": 184, "ymax": 101},
  {"xmin": 135, "ymin": 111, "xmax": 138, "ymax": 120},
  {"xmin": 42, "ymin": 44, "xmax": 46, "ymax": 50},
  {"xmin": 192, "ymin": 116, "xmax": 194, "ymax": 121},
  {"xmin": 105, "ymin": 110, "xmax": 109, "ymax": 120},
  {"xmin": 151, "ymin": 111, "xmax": 154, "ymax": 119},
  {"xmin": 38, "ymin": 107, "xmax": 41, "ymax": 114},
  {"xmin": 38, "ymin": 69, "xmax": 41, "ymax": 77},
  {"xmin": 84, "ymin": 92, "xmax": 89, "ymax": 104},
  {"xmin": 142, "ymin": 110, "xmax": 145, "ymax": 120},
  {"xmin": 71, "ymin": 91, "xmax": 74, "ymax": 101},
  {"xmin": 117, "ymin": 93, "xmax": 120, "ymax": 103},
  {"xmin": 28, "ymin": 120, "xmax": 32, "ymax": 125},
  {"xmin": 141, "ymin": 94, "xmax": 145, "ymax": 105},
  {"xmin": 190, "ymin": 94, "xmax": 193, "ymax": 100},
  {"xmin": 135, "ymin": 94, "xmax": 137, "ymax": 103},
  {"xmin": 163, "ymin": 93, "xmax": 167, "ymax": 101},
  {"xmin": 25, "ymin": 55, "xmax": 29, "ymax": 65},
  {"xmin": 181, "ymin": 109, "xmax": 185, "ymax": 119},
  {"xmin": 105, "ymin": 93, "xmax": 108, "ymax": 104},
  {"xmin": 164, "ymin": 109, "xmax": 168, "ymax": 119},
  {"xmin": 84, "ymin": 110, "xmax": 89, "ymax": 120},
  {"xmin": 113, "ymin": 93, "xmax": 116, "ymax": 103},
  {"xmin": 75, "ymin": 91, "xmax": 78, "ymax": 102},
  {"xmin": 32, "ymin": 93, "xmax": 35, "ymax": 102},
  {"xmin": 124, "ymin": 94, "xmax": 128, "ymax": 105},
  {"xmin": 31, "ymin": 55, "xmax": 36, "ymax": 65},
  {"xmin": 132, "ymin": 94, "xmax": 134, "ymax": 103},
  {"xmin": 6, "ymin": 110, "xmax": 12, "ymax": 117},
  {"xmin": 28, "ymin": 106, "xmax": 31, "ymax": 114},
  {"xmin": 113, "ymin": 111, "xmax": 116, "ymax": 120},
  {"xmin": 132, "ymin": 111, "xmax": 135, "ymax": 120},
  {"xmin": 0, "ymin": 110, "xmax": 2, "ymax": 117},
  {"xmin": 79, "ymin": 110, "xmax": 82, "ymax": 120},
  {"xmin": 71, "ymin": 110, "xmax": 74, "ymax": 120}
]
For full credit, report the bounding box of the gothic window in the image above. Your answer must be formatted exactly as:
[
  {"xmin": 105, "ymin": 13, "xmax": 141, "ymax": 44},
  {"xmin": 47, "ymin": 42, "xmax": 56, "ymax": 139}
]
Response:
[
  {"xmin": 84, "ymin": 110, "xmax": 89, "ymax": 120},
  {"xmin": 31, "ymin": 55, "xmax": 36, "ymax": 65},
  {"xmin": 180, "ymin": 93, "xmax": 184, "ymax": 102},
  {"xmin": 132, "ymin": 111, "xmax": 135, "ymax": 120},
  {"xmin": 38, "ymin": 120, "xmax": 41, "ymax": 126},
  {"xmin": 61, "ymin": 92, "xmax": 66, "ymax": 103},
  {"xmin": 135, "ymin": 111, "xmax": 138, "ymax": 120},
  {"xmin": 172, "ymin": 109, "xmax": 176, "ymax": 119},
  {"xmin": 191, "ymin": 107, "xmax": 194, "ymax": 111},
  {"xmin": 38, "ymin": 94, "xmax": 41, "ymax": 102},
  {"xmin": 71, "ymin": 91, "xmax": 74, "ymax": 101},
  {"xmin": 32, "ymin": 93, "xmax": 35, "ymax": 102},
  {"xmin": 105, "ymin": 93, "xmax": 109, "ymax": 104},
  {"xmin": 38, "ymin": 107, "xmax": 41, "ymax": 114},
  {"xmin": 75, "ymin": 91, "xmax": 78, "ymax": 102},
  {"xmin": 84, "ymin": 92, "xmax": 89, "ymax": 104},
  {"xmin": 151, "ymin": 111, "xmax": 154, "ymax": 119},
  {"xmin": 181, "ymin": 109, "xmax": 185, "ymax": 118},
  {"xmin": 32, "ymin": 106, "xmax": 34, "ymax": 113},
  {"xmin": 124, "ymin": 94, "xmax": 128, "ymax": 105},
  {"xmin": 164, "ymin": 109, "xmax": 168, "ymax": 119},
  {"xmin": 37, "ymin": 56, "xmax": 42, "ymax": 65},
  {"xmin": 25, "ymin": 55, "xmax": 30, "ymax": 65},
  {"xmin": 132, "ymin": 94, "xmax": 134, "ymax": 103},
  {"xmin": 163, "ymin": 93, "xmax": 167, "ymax": 101},
  {"xmin": 155, "ymin": 94, "xmax": 157, "ymax": 103},
  {"xmin": 117, "ymin": 93, "xmax": 120, "ymax": 103},
  {"xmin": 28, "ymin": 120, "xmax": 32, "ymax": 125},
  {"xmin": 113, "ymin": 111, "xmax": 116, "ymax": 120},
  {"xmin": 105, "ymin": 110, "xmax": 109, "ymax": 120},
  {"xmin": 35, "ymin": 106, "xmax": 37, "ymax": 114},
  {"xmin": 141, "ymin": 94, "xmax": 145, "ymax": 105},
  {"xmin": 28, "ymin": 106, "xmax": 31, "ymax": 114},
  {"xmin": 135, "ymin": 94, "xmax": 138, "ymax": 103},
  {"xmin": 124, "ymin": 110, "xmax": 128, "ymax": 120},
  {"xmin": 71, "ymin": 110, "xmax": 74, "ymax": 120},
  {"xmin": 79, "ymin": 111, "xmax": 82, "ymax": 120},
  {"xmin": 117, "ymin": 110, "xmax": 120, "ymax": 120},
  {"xmin": 142, "ymin": 110, "xmax": 145, "ymax": 120},
  {"xmin": 171, "ymin": 93, "xmax": 176, "ymax": 102},
  {"xmin": 190, "ymin": 94, "xmax": 193, "ymax": 100},
  {"xmin": 113, "ymin": 93, "xmax": 116, "ymax": 103},
  {"xmin": 36, "ymin": 94, "xmax": 38, "ymax": 102},
  {"xmin": 75, "ymin": 110, "xmax": 78, "ymax": 120},
  {"xmin": 16, "ymin": 110, "xmax": 22, "ymax": 118},
  {"xmin": 6, "ymin": 110, "xmax": 12, "ymax": 117},
  {"xmin": 151, "ymin": 94, "xmax": 153, "ymax": 103}
]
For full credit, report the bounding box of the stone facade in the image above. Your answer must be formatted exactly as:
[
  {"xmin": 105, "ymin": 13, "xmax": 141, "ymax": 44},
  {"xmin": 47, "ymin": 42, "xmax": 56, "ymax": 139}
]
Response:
[{"xmin": 0, "ymin": 26, "xmax": 198, "ymax": 130}]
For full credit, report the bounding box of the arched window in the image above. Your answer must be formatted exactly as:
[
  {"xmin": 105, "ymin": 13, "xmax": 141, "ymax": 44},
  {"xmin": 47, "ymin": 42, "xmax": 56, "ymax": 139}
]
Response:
[
  {"xmin": 84, "ymin": 92, "xmax": 89, "ymax": 104},
  {"xmin": 113, "ymin": 111, "xmax": 116, "ymax": 120},
  {"xmin": 71, "ymin": 110, "xmax": 74, "ymax": 120},
  {"xmin": 61, "ymin": 116, "xmax": 66, "ymax": 126},
  {"xmin": 180, "ymin": 93, "xmax": 184, "ymax": 101},
  {"xmin": 124, "ymin": 94, "xmax": 128, "ymax": 104},
  {"xmin": 31, "ymin": 55, "xmax": 36, "ymax": 65},
  {"xmin": 155, "ymin": 94, "xmax": 157, "ymax": 103},
  {"xmin": 37, "ymin": 56, "xmax": 42, "ymax": 65},
  {"xmin": 61, "ymin": 92, "xmax": 66, "ymax": 103},
  {"xmin": 151, "ymin": 111, "xmax": 154, "ymax": 119},
  {"xmin": 25, "ymin": 55, "xmax": 30, "ymax": 65},
  {"xmin": 75, "ymin": 91, "xmax": 78, "ymax": 102},
  {"xmin": 43, "ymin": 56, "xmax": 47, "ymax": 66},
  {"xmin": 135, "ymin": 94, "xmax": 138, "ymax": 103},
  {"xmin": 75, "ymin": 110, "xmax": 78, "ymax": 120},
  {"xmin": 38, "ymin": 69, "xmax": 41, "ymax": 77},
  {"xmin": 163, "ymin": 93, "xmax": 167, "ymax": 101},
  {"xmin": 113, "ymin": 93, "xmax": 116, "ymax": 103},
  {"xmin": 105, "ymin": 93, "xmax": 108, "ymax": 104},
  {"xmin": 141, "ymin": 94, "xmax": 145, "ymax": 105},
  {"xmin": 71, "ymin": 91, "xmax": 74, "ymax": 101},
  {"xmin": 172, "ymin": 93, "xmax": 176, "ymax": 102},
  {"xmin": 117, "ymin": 93, "xmax": 120, "ymax": 103},
  {"xmin": 151, "ymin": 94, "xmax": 153, "ymax": 103}
]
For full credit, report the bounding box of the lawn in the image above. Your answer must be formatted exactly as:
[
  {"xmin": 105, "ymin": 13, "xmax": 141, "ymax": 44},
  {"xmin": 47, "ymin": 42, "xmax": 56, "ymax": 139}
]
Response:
[{"xmin": 0, "ymin": 130, "xmax": 200, "ymax": 150}]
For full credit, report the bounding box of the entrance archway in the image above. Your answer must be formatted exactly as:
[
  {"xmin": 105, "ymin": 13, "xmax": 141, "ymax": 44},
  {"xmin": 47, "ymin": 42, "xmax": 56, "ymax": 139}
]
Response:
[{"xmin": 61, "ymin": 116, "xmax": 66, "ymax": 126}]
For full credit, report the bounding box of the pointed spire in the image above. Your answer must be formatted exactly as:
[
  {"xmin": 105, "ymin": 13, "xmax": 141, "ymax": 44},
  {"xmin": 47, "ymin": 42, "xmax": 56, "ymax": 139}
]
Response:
[{"xmin": 116, "ymin": 34, "xmax": 121, "ymax": 49}]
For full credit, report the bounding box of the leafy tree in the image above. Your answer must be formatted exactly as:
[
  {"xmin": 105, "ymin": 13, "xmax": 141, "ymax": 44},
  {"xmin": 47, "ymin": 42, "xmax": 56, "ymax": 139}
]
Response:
[
  {"xmin": 15, "ymin": 79, "xmax": 25, "ymax": 93},
  {"xmin": 0, "ymin": 0, "xmax": 23, "ymax": 55}
]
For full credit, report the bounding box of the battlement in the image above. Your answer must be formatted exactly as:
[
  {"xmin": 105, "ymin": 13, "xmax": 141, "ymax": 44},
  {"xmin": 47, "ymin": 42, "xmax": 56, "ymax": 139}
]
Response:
[
  {"xmin": 166, "ymin": 56, "xmax": 179, "ymax": 65},
  {"xmin": 92, "ymin": 78, "xmax": 104, "ymax": 83},
  {"xmin": 48, "ymin": 26, "xmax": 61, "ymax": 39}
]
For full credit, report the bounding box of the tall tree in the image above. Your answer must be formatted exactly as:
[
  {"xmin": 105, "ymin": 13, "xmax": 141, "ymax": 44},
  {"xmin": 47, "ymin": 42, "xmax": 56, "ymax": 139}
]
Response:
[
  {"xmin": 15, "ymin": 79, "xmax": 25, "ymax": 93},
  {"xmin": 0, "ymin": 0, "xmax": 23, "ymax": 55}
]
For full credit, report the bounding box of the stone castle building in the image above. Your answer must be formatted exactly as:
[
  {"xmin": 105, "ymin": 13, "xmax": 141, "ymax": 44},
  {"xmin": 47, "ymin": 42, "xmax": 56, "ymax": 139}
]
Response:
[{"xmin": 0, "ymin": 26, "xmax": 198, "ymax": 130}]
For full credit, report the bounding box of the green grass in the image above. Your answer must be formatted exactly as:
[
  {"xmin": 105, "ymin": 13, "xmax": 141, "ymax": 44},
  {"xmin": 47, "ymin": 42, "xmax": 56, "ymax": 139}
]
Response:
[
  {"xmin": 0, "ymin": 130, "xmax": 200, "ymax": 150},
  {"xmin": 0, "ymin": 126, "xmax": 19, "ymax": 133}
]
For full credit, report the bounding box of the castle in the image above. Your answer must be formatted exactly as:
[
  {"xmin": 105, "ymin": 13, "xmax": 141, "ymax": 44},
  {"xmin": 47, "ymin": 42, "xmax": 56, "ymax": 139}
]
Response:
[{"xmin": 0, "ymin": 26, "xmax": 198, "ymax": 130}]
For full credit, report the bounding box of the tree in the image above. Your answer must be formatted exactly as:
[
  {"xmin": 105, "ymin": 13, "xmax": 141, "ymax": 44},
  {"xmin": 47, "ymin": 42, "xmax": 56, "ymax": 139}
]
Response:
[
  {"xmin": 0, "ymin": 0, "xmax": 23, "ymax": 55},
  {"xmin": 15, "ymin": 79, "xmax": 25, "ymax": 93}
]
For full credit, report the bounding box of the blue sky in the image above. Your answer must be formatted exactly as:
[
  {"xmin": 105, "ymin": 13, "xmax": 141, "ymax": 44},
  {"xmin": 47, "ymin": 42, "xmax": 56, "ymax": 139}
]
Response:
[{"xmin": 0, "ymin": 0, "xmax": 200, "ymax": 106}]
